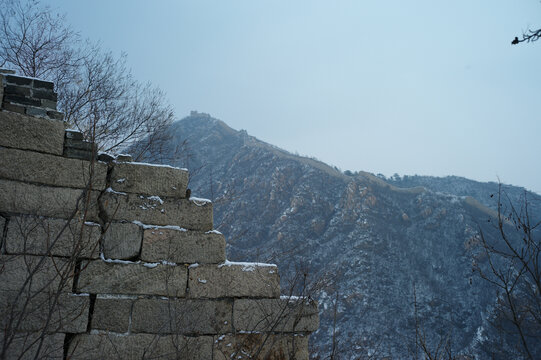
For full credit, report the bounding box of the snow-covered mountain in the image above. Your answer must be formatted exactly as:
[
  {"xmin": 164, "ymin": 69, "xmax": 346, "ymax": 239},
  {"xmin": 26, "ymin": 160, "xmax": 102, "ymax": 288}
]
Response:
[{"xmin": 145, "ymin": 112, "xmax": 540, "ymax": 359}]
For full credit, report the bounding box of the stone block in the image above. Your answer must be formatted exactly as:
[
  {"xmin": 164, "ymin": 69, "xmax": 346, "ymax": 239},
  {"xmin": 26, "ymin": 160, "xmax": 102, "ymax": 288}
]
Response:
[
  {"xmin": 25, "ymin": 106, "xmax": 47, "ymax": 117},
  {"xmin": 233, "ymin": 298, "xmax": 319, "ymax": 333},
  {"xmin": 100, "ymin": 192, "xmax": 213, "ymax": 230},
  {"xmin": 110, "ymin": 162, "xmax": 189, "ymax": 198},
  {"xmin": 102, "ymin": 222, "xmax": 142, "ymax": 259},
  {"xmin": 0, "ymin": 291, "xmax": 89, "ymax": 333},
  {"xmin": 131, "ymin": 298, "xmax": 232, "ymax": 334},
  {"xmin": 92, "ymin": 296, "xmax": 133, "ymax": 333},
  {"xmin": 5, "ymin": 84, "xmax": 31, "ymax": 96},
  {"xmin": 40, "ymin": 99, "xmax": 57, "ymax": 110},
  {"xmin": 0, "ymin": 147, "xmax": 108, "ymax": 190},
  {"xmin": 0, "ymin": 332, "xmax": 65, "ymax": 360},
  {"xmin": 64, "ymin": 137, "xmax": 93, "ymax": 151},
  {"xmin": 46, "ymin": 110, "xmax": 63, "ymax": 121},
  {"xmin": 2, "ymin": 102, "xmax": 26, "ymax": 114},
  {"xmin": 0, "ymin": 179, "xmax": 100, "ymax": 221},
  {"xmin": 140, "ymin": 228, "xmax": 225, "ymax": 264},
  {"xmin": 188, "ymin": 262, "xmax": 280, "ymax": 299},
  {"xmin": 5, "ymin": 215, "xmax": 100, "ymax": 258},
  {"xmin": 33, "ymin": 79, "xmax": 54, "ymax": 90},
  {"xmin": 0, "ymin": 111, "xmax": 65, "ymax": 155},
  {"xmin": 3, "ymin": 93, "xmax": 41, "ymax": 107},
  {"xmin": 77, "ymin": 260, "xmax": 187, "ymax": 297},
  {"xmin": 214, "ymin": 334, "xmax": 309, "ymax": 360},
  {"xmin": 63, "ymin": 147, "xmax": 93, "ymax": 160},
  {"xmin": 5, "ymin": 75, "xmax": 32, "ymax": 86},
  {"xmin": 65, "ymin": 129, "xmax": 84, "ymax": 140},
  {"xmin": 0, "ymin": 254, "xmax": 74, "ymax": 293},
  {"xmin": 32, "ymin": 88, "xmax": 57, "ymax": 101},
  {"xmin": 67, "ymin": 334, "xmax": 213, "ymax": 360}
]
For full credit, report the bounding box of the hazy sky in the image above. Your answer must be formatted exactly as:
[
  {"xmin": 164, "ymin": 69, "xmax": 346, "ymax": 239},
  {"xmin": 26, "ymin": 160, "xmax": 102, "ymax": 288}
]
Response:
[{"xmin": 47, "ymin": 0, "xmax": 541, "ymax": 194}]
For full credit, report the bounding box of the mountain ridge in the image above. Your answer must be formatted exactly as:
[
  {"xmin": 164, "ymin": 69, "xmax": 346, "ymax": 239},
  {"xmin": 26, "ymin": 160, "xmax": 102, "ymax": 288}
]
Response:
[{"xmin": 149, "ymin": 112, "xmax": 539, "ymax": 359}]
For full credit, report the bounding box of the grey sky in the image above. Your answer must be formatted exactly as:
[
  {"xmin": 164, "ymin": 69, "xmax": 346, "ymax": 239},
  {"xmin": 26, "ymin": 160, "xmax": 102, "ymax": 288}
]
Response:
[{"xmin": 47, "ymin": 0, "xmax": 541, "ymax": 194}]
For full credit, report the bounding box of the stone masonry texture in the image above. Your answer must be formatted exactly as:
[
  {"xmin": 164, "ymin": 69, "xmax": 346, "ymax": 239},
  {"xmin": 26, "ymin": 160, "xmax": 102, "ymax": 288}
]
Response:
[
  {"xmin": 188, "ymin": 263, "xmax": 281, "ymax": 298},
  {"xmin": 110, "ymin": 161, "xmax": 189, "ymax": 197},
  {"xmin": 0, "ymin": 146, "xmax": 107, "ymax": 190},
  {"xmin": 67, "ymin": 334, "xmax": 213, "ymax": 360},
  {"xmin": 101, "ymin": 222, "xmax": 142, "ymax": 259},
  {"xmin": 0, "ymin": 111, "xmax": 65, "ymax": 155},
  {"xmin": 77, "ymin": 260, "xmax": 187, "ymax": 297},
  {"xmin": 233, "ymin": 298, "xmax": 319, "ymax": 333},
  {"xmin": 0, "ymin": 73, "xmax": 317, "ymax": 359},
  {"xmin": 5, "ymin": 215, "xmax": 100, "ymax": 258},
  {"xmin": 100, "ymin": 191, "xmax": 213, "ymax": 230},
  {"xmin": 214, "ymin": 334, "xmax": 309, "ymax": 360},
  {"xmin": 130, "ymin": 298, "xmax": 232, "ymax": 334},
  {"xmin": 0, "ymin": 179, "xmax": 100, "ymax": 221},
  {"xmin": 140, "ymin": 228, "xmax": 226, "ymax": 264}
]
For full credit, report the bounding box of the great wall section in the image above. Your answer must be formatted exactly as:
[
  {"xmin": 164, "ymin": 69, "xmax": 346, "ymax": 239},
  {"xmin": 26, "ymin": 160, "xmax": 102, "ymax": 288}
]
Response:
[{"xmin": 0, "ymin": 70, "xmax": 318, "ymax": 359}]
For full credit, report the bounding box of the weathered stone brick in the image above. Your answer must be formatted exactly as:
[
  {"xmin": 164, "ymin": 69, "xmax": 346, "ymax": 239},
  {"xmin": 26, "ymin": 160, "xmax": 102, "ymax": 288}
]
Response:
[
  {"xmin": 0, "ymin": 111, "xmax": 65, "ymax": 155},
  {"xmin": 46, "ymin": 110, "xmax": 63, "ymax": 121},
  {"xmin": 64, "ymin": 137, "xmax": 93, "ymax": 151},
  {"xmin": 25, "ymin": 106, "xmax": 47, "ymax": 117},
  {"xmin": 0, "ymin": 291, "xmax": 89, "ymax": 333},
  {"xmin": 0, "ymin": 332, "xmax": 65, "ymax": 360},
  {"xmin": 2, "ymin": 102, "xmax": 26, "ymax": 114},
  {"xmin": 40, "ymin": 99, "xmax": 57, "ymax": 110},
  {"xmin": 4, "ymin": 84, "xmax": 31, "ymax": 96},
  {"xmin": 233, "ymin": 298, "xmax": 319, "ymax": 333},
  {"xmin": 63, "ymin": 147, "xmax": 94, "ymax": 160},
  {"xmin": 140, "ymin": 228, "xmax": 225, "ymax": 264},
  {"xmin": 92, "ymin": 296, "xmax": 134, "ymax": 333},
  {"xmin": 131, "ymin": 298, "xmax": 232, "ymax": 335},
  {"xmin": 33, "ymin": 79, "xmax": 54, "ymax": 90},
  {"xmin": 0, "ymin": 147, "xmax": 107, "ymax": 190},
  {"xmin": 77, "ymin": 260, "xmax": 187, "ymax": 297},
  {"xmin": 214, "ymin": 334, "xmax": 309, "ymax": 360},
  {"xmin": 102, "ymin": 222, "xmax": 142, "ymax": 259},
  {"xmin": 5, "ymin": 216, "xmax": 100, "ymax": 258},
  {"xmin": 188, "ymin": 262, "xmax": 280, "ymax": 299},
  {"xmin": 110, "ymin": 161, "xmax": 189, "ymax": 198},
  {"xmin": 32, "ymin": 88, "xmax": 57, "ymax": 101},
  {"xmin": 0, "ymin": 179, "xmax": 99, "ymax": 221},
  {"xmin": 100, "ymin": 192, "xmax": 213, "ymax": 230},
  {"xmin": 3, "ymin": 93, "xmax": 41, "ymax": 107},
  {"xmin": 5, "ymin": 75, "xmax": 32, "ymax": 86},
  {"xmin": 67, "ymin": 334, "xmax": 213, "ymax": 360},
  {"xmin": 0, "ymin": 254, "xmax": 74, "ymax": 292}
]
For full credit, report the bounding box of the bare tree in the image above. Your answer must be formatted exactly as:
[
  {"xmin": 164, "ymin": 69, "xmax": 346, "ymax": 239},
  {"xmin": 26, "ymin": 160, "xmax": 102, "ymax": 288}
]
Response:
[
  {"xmin": 473, "ymin": 185, "xmax": 541, "ymax": 359},
  {"xmin": 0, "ymin": 0, "xmax": 175, "ymax": 159},
  {"xmin": 512, "ymin": 29, "xmax": 541, "ymax": 45}
]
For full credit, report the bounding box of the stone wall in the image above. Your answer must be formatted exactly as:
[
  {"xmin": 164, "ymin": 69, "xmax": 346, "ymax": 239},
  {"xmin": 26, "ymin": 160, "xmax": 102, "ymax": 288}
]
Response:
[{"xmin": 0, "ymin": 72, "xmax": 318, "ymax": 360}]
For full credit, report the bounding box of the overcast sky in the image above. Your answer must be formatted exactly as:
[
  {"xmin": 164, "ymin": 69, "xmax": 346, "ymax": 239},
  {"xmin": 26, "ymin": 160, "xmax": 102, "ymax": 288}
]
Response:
[{"xmin": 47, "ymin": 0, "xmax": 541, "ymax": 194}]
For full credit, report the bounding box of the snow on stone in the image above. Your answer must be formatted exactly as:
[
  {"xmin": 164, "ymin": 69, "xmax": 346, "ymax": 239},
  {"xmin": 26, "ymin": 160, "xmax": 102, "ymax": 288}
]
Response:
[
  {"xmin": 105, "ymin": 187, "xmax": 127, "ymax": 195},
  {"xmin": 218, "ymin": 260, "xmax": 277, "ymax": 272},
  {"xmin": 116, "ymin": 178, "xmax": 126, "ymax": 184},
  {"xmin": 84, "ymin": 221, "xmax": 100, "ymax": 227},
  {"xmin": 190, "ymin": 197, "xmax": 212, "ymax": 206},
  {"xmin": 205, "ymin": 229, "xmax": 222, "ymax": 235},
  {"xmin": 147, "ymin": 195, "xmax": 164, "ymax": 204},
  {"xmin": 143, "ymin": 262, "xmax": 159, "ymax": 268},
  {"xmin": 100, "ymin": 253, "xmax": 137, "ymax": 265},
  {"xmin": 188, "ymin": 263, "xmax": 199, "ymax": 268},
  {"xmin": 96, "ymin": 294, "xmax": 137, "ymax": 300},
  {"xmin": 128, "ymin": 161, "xmax": 187, "ymax": 171},
  {"xmin": 132, "ymin": 220, "xmax": 187, "ymax": 231},
  {"xmin": 197, "ymin": 278, "xmax": 207, "ymax": 284}
]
